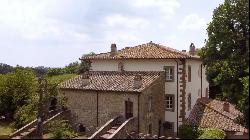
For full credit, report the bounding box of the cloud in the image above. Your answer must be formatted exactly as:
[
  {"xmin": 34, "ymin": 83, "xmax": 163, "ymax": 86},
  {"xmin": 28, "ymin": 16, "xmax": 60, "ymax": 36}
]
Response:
[
  {"xmin": 132, "ymin": 0, "xmax": 180, "ymax": 19},
  {"xmin": 105, "ymin": 14, "xmax": 150, "ymax": 29},
  {"xmin": 178, "ymin": 14, "xmax": 207, "ymax": 30},
  {"xmin": 0, "ymin": 0, "xmax": 89, "ymax": 43}
]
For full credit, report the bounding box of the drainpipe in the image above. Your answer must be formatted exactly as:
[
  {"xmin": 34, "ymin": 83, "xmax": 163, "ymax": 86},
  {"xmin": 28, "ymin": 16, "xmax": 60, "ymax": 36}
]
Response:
[
  {"xmin": 97, "ymin": 91, "xmax": 99, "ymax": 127},
  {"xmin": 174, "ymin": 59, "xmax": 179, "ymax": 136},
  {"xmin": 201, "ymin": 64, "xmax": 202, "ymax": 98},
  {"xmin": 138, "ymin": 94, "xmax": 140, "ymax": 133}
]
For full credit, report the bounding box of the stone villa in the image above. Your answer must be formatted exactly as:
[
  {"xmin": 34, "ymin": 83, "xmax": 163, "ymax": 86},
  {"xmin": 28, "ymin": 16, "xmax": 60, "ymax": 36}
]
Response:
[{"xmin": 59, "ymin": 42, "xmax": 209, "ymax": 138}]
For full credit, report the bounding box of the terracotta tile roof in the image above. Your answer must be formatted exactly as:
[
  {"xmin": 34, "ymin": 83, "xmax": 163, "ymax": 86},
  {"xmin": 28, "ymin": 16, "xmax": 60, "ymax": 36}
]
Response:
[
  {"xmin": 59, "ymin": 71, "xmax": 163, "ymax": 92},
  {"xmin": 81, "ymin": 42, "xmax": 197, "ymax": 60},
  {"xmin": 186, "ymin": 98, "xmax": 248, "ymax": 133}
]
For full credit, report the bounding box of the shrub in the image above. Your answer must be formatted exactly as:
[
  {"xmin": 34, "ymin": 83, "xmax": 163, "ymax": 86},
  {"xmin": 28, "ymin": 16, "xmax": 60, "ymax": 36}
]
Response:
[
  {"xmin": 12, "ymin": 103, "xmax": 37, "ymax": 128},
  {"xmin": 178, "ymin": 125, "xmax": 199, "ymax": 139},
  {"xmin": 46, "ymin": 119, "xmax": 78, "ymax": 139},
  {"xmin": 198, "ymin": 128, "xmax": 225, "ymax": 139},
  {"xmin": 178, "ymin": 125, "xmax": 225, "ymax": 139}
]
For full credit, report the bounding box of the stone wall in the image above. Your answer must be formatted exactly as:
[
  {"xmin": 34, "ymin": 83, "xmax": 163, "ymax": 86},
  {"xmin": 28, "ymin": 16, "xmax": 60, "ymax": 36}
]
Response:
[
  {"xmin": 61, "ymin": 89, "xmax": 138, "ymax": 136},
  {"xmin": 139, "ymin": 73, "xmax": 165, "ymax": 136}
]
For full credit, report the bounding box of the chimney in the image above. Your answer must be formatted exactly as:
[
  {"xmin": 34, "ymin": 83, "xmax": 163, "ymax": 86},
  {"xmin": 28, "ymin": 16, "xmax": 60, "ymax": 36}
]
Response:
[
  {"xmin": 134, "ymin": 74, "xmax": 142, "ymax": 89},
  {"xmin": 110, "ymin": 43, "xmax": 117, "ymax": 57},
  {"xmin": 182, "ymin": 50, "xmax": 186, "ymax": 52},
  {"xmin": 223, "ymin": 102, "xmax": 230, "ymax": 112},
  {"xmin": 81, "ymin": 73, "xmax": 90, "ymax": 86},
  {"xmin": 189, "ymin": 43, "xmax": 196, "ymax": 56}
]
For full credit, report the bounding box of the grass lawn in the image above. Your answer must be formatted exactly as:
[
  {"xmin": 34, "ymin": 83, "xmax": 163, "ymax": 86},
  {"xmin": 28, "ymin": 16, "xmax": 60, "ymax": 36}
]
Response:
[{"xmin": 0, "ymin": 121, "xmax": 14, "ymax": 136}]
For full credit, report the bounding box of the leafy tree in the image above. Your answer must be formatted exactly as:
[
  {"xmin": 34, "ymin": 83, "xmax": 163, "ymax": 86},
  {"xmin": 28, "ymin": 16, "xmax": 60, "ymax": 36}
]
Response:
[
  {"xmin": 0, "ymin": 63, "xmax": 14, "ymax": 74},
  {"xmin": 77, "ymin": 52, "xmax": 95, "ymax": 74},
  {"xmin": 200, "ymin": 0, "xmax": 249, "ymax": 105},
  {"xmin": 12, "ymin": 101, "xmax": 38, "ymax": 128},
  {"xmin": 32, "ymin": 66, "xmax": 50, "ymax": 77},
  {"xmin": 64, "ymin": 61, "xmax": 80, "ymax": 74},
  {"xmin": 0, "ymin": 67, "xmax": 37, "ymax": 119}
]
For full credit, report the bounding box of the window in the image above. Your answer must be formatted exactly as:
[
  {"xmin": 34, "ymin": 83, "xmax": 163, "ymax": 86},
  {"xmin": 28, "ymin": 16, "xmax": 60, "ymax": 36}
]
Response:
[
  {"xmin": 188, "ymin": 93, "xmax": 191, "ymax": 110},
  {"xmin": 165, "ymin": 94, "xmax": 175, "ymax": 112},
  {"xmin": 205, "ymin": 88, "xmax": 209, "ymax": 97},
  {"xmin": 118, "ymin": 62, "xmax": 124, "ymax": 72},
  {"xmin": 188, "ymin": 65, "xmax": 191, "ymax": 82},
  {"xmin": 148, "ymin": 124, "xmax": 152, "ymax": 134},
  {"xmin": 148, "ymin": 96, "xmax": 152, "ymax": 112},
  {"xmin": 163, "ymin": 121, "xmax": 174, "ymax": 131},
  {"xmin": 164, "ymin": 66, "xmax": 174, "ymax": 82}
]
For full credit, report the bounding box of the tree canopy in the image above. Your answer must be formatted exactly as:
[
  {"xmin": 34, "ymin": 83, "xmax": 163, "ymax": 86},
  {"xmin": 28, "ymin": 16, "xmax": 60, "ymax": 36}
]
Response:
[{"xmin": 199, "ymin": 0, "xmax": 249, "ymax": 127}]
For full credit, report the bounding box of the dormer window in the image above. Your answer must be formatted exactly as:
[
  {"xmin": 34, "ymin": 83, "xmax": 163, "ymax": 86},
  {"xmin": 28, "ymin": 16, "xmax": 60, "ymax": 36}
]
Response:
[{"xmin": 118, "ymin": 62, "xmax": 124, "ymax": 72}]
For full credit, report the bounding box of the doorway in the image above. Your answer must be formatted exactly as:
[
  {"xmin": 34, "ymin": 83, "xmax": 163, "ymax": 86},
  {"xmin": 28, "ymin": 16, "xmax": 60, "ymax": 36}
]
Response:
[{"xmin": 125, "ymin": 100, "xmax": 133, "ymax": 119}]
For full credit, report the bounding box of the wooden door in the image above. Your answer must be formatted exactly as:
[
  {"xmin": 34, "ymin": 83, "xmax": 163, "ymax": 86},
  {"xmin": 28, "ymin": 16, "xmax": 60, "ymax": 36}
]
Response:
[{"xmin": 125, "ymin": 101, "xmax": 133, "ymax": 119}]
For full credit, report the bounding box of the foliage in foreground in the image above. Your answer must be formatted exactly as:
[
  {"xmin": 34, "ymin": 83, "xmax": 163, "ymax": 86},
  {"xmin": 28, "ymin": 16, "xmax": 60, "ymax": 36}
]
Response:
[
  {"xmin": 178, "ymin": 125, "xmax": 225, "ymax": 139},
  {"xmin": 46, "ymin": 119, "xmax": 78, "ymax": 139},
  {"xmin": 0, "ymin": 67, "xmax": 37, "ymax": 120}
]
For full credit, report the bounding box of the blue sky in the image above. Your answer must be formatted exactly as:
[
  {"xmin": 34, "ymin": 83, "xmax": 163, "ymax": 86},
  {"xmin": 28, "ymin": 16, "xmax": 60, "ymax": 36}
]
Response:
[{"xmin": 0, "ymin": 0, "xmax": 224, "ymax": 67}]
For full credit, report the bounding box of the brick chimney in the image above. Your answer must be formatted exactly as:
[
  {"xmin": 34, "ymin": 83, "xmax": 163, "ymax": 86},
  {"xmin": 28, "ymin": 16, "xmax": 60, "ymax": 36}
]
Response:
[
  {"xmin": 110, "ymin": 43, "xmax": 117, "ymax": 57},
  {"xmin": 189, "ymin": 43, "xmax": 196, "ymax": 56},
  {"xmin": 134, "ymin": 74, "xmax": 142, "ymax": 89},
  {"xmin": 81, "ymin": 73, "xmax": 90, "ymax": 86},
  {"xmin": 223, "ymin": 101, "xmax": 230, "ymax": 112}
]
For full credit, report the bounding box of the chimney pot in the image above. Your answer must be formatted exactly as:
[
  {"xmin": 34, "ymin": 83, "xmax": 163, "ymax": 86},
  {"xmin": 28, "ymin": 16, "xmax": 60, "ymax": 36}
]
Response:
[
  {"xmin": 223, "ymin": 102, "xmax": 230, "ymax": 112},
  {"xmin": 110, "ymin": 43, "xmax": 117, "ymax": 57},
  {"xmin": 81, "ymin": 73, "xmax": 90, "ymax": 86},
  {"xmin": 134, "ymin": 74, "xmax": 142, "ymax": 89},
  {"xmin": 189, "ymin": 43, "xmax": 196, "ymax": 56}
]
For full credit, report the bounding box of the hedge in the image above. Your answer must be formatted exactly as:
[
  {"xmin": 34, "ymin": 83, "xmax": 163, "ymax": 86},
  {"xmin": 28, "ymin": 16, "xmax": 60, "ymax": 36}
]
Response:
[{"xmin": 178, "ymin": 125, "xmax": 225, "ymax": 139}]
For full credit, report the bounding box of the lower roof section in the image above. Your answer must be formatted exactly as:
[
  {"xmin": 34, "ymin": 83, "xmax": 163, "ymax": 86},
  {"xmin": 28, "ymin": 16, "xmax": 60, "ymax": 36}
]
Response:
[{"xmin": 59, "ymin": 71, "xmax": 163, "ymax": 93}]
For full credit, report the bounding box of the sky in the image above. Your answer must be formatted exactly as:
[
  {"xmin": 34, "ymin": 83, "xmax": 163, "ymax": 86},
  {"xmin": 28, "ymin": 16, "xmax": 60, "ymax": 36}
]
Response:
[{"xmin": 0, "ymin": 0, "xmax": 224, "ymax": 67}]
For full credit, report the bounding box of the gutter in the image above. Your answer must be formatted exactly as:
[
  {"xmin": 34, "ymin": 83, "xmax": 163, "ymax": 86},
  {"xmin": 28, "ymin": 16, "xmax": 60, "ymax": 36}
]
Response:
[{"xmin": 174, "ymin": 59, "xmax": 179, "ymax": 136}]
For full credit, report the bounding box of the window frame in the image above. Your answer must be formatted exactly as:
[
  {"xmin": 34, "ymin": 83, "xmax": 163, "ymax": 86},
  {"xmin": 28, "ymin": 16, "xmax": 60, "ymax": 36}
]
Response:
[
  {"xmin": 165, "ymin": 94, "xmax": 175, "ymax": 112},
  {"xmin": 164, "ymin": 66, "xmax": 175, "ymax": 82},
  {"xmin": 148, "ymin": 96, "xmax": 153, "ymax": 112},
  {"xmin": 188, "ymin": 65, "xmax": 191, "ymax": 82},
  {"xmin": 188, "ymin": 93, "xmax": 191, "ymax": 111}
]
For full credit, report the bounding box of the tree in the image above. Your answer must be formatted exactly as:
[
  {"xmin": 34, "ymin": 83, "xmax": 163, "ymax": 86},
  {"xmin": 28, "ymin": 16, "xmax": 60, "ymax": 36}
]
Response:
[
  {"xmin": 0, "ymin": 63, "xmax": 14, "ymax": 74},
  {"xmin": 77, "ymin": 52, "xmax": 95, "ymax": 74},
  {"xmin": 200, "ymin": 0, "xmax": 249, "ymax": 103},
  {"xmin": 0, "ymin": 67, "xmax": 37, "ymax": 120},
  {"xmin": 199, "ymin": 0, "xmax": 249, "ymax": 127}
]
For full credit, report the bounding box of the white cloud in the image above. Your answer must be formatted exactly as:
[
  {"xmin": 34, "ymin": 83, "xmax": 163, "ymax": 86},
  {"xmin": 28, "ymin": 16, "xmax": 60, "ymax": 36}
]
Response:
[
  {"xmin": 105, "ymin": 14, "xmax": 150, "ymax": 29},
  {"xmin": 178, "ymin": 14, "xmax": 207, "ymax": 30},
  {"xmin": 0, "ymin": 0, "xmax": 89, "ymax": 43},
  {"xmin": 133, "ymin": 0, "xmax": 180, "ymax": 19}
]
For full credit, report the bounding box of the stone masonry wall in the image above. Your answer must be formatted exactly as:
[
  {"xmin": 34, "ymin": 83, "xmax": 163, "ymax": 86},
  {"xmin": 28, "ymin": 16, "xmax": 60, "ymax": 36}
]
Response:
[
  {"xmin": 139, "ymin": 73, "xmax": 165, "ymax": 136},
  {"xmin": 178, "ymin": 59, "xmax": 187, "ymax": 124},
  {"xmin": 60, "ymin": 89, "xmax": 138, "ymax": 136}
]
